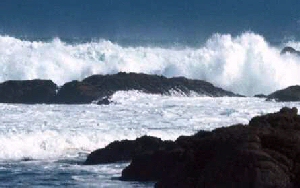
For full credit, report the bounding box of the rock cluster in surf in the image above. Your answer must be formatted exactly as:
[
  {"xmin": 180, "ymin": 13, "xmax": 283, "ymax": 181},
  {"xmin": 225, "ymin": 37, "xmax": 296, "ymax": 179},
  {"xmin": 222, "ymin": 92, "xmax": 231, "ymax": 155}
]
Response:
[
  {"xmin": 0, "ymin": 72, "xmax": 239, "ymax": 104},
  {"xmin": 85, "ymin": 107, "xmax": 300, "ymax": 187},
  {"xmin": 0, "ymin": 71, "xmax": 300, "ymax": 103}
]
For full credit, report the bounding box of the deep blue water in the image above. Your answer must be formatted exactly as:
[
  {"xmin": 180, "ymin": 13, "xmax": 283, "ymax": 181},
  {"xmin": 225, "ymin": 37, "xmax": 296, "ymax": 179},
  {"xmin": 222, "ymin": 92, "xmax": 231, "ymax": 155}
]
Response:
[{"xmin": 0, "ymin": 0, "xmax": 299, "ymax": 45}]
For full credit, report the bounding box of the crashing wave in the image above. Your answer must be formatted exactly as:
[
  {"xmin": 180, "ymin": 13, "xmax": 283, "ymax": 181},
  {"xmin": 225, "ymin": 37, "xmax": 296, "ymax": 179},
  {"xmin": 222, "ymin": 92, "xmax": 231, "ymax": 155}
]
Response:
[{"xmin": 0, "ymin": 32, "xmax": 299, "ymax": 96}]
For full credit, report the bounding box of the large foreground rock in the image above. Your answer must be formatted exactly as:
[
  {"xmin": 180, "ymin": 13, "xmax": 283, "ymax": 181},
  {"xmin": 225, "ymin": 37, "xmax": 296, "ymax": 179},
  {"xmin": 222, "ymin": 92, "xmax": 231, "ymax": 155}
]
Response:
[
  {"xmin": 118, "ymin": 107, "xmax": 300, "ymax": 187},
  {"xmin": 267, "ymin": 85, "xmax": 300, "ymax": 101},
  {"xmin": 0, "ymin": 79, "xmax": 57, "ymax": 104}
]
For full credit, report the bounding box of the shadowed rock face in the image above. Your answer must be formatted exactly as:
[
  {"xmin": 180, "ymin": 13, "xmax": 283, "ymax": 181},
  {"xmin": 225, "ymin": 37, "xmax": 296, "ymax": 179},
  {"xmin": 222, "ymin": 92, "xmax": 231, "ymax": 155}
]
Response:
[
  {"xmin": 53, "ymin": 80, "xmax": 102, "ymax": 104},
  {"xmin": 0, "ymin": 79, "xmax": 57, "ymax": 104},
  {"xmin": 267, "ymin": 85, "xmax": 300, "ymax": 102},
  {"xmin": 84, "ymin": 136, "xmax": 177, "ymax": 165},
  {"xmin": 109, "ymin": 107, "xmax": 300, "ymax": 187}
]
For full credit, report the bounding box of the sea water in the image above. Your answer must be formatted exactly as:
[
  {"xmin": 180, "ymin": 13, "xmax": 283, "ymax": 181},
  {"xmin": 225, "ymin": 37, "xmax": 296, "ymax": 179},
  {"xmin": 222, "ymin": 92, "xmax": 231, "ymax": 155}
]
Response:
[{"xmin": 0, "ymin": 91, "xmax": 299, "ymax": 187}]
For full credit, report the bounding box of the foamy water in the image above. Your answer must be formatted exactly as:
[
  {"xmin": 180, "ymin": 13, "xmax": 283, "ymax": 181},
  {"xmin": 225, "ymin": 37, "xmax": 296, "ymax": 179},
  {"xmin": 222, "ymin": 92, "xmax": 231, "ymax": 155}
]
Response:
[
  {"xmin": 0, "ymin": 91, "xmax": 300, "ymax": 187},
  {"xmin": 0, "ymin": 91, "xmax": 299, "ymax": 161},
  {"xmin": 0, "ymin": 33, "xmax": 300, "ymax": 96}
]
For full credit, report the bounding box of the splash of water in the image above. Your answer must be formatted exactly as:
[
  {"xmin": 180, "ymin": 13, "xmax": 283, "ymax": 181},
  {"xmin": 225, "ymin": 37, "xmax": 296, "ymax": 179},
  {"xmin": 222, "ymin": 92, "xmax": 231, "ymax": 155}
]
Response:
[{"xmin": 0, "ymin": 32, "xmax": 299, "ymax": 96}]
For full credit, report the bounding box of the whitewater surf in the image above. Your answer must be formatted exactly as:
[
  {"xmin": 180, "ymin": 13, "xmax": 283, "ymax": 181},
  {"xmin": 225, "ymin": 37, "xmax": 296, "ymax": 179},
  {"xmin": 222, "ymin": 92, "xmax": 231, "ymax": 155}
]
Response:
[{"xmin": 0, "ymin": 33, "xmax": 300, "ymax": 96}]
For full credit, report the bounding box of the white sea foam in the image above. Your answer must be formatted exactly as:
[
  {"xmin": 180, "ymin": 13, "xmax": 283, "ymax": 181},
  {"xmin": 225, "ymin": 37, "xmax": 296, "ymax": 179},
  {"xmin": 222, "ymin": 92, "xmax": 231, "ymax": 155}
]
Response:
[
  {"xmin": 0, "ymin": 33, "xmax": 300, "ymax": 96},
  {"xmin": 0, "ymin": 91, "xmax": 299, "ymax": 161}
]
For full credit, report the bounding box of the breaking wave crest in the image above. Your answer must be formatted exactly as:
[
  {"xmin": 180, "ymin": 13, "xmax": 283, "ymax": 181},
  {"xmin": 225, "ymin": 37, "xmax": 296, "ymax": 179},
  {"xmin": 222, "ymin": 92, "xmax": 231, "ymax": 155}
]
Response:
[{"xmin": 0, "ymin": 32, "xmax": 299, "ymax": 96}]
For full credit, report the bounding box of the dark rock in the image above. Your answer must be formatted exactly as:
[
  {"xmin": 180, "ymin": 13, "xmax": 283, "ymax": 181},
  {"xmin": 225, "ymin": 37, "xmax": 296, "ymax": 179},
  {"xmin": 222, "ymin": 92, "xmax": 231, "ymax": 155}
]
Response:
[
  {"xmin": 55, "ymin": 72, "xmax": 241, "ymax": 104},
  {"xmin": 267, "ymin": 85, "xmax": 300, "ymax": 102},
  {"xmin": 84, "ymin": 135, "xmax": 177, "ymax": 165},
  {"xmin": 53, "ymin": 80, "xmax": 102, "ymax": 104},
  {"xmin": 80, "ymin": 72, "xmax": 239, "ymax": 97},
  {"xmin": 0, "ymin": 79, "xmax": 57, "ymax": 104},
  {"xmin": 0, "ymin": 72, "xmax": 240, "ymax": 104},
  {"xmin": 253, "ymin": 94, "xmax": 267, "ymax": 98},
  {"xmin": 96, "ymin": 97, "xmax": 110, "ymax": 105},
  {"xmin": 281, "ymin": 46, "xmax": 300, "ymax": 56},
  {"xmin": 249, "ymin": 106, "xmax": 300, "ymax": 129},
  {"xmin": 119, "ymin": 107, "xmax": 300, "ymax": 188},
  {"xmin": 121, "ymin": 148, "xmax": 190, "ymax": 182}
]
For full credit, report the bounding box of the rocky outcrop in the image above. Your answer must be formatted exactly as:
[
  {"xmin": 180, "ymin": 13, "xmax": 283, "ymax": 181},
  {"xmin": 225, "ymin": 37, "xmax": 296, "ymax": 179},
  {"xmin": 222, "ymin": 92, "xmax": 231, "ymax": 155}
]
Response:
[
  {"xmin": 0, "ymin": 79, "xmax": 57, "ymax": 104},
  {"xmin": 253, "ymin": 94, "xmax": 267, "ymax": 98},
  {"xmin": 116, "ymin": 107, "xmax": 300, "ymax": 187},
  {"xmin": 84, "ymin": 136, "xmax": 177, "ymax": 165},
  {"xmin": 53, "ymin": 80, "xmax": 102, "ymax": 104},
  {"xmin": 53, "ymin": 72, "xmax": 239, "ymax": 104},
  {"xmin": 267, "ymin": 85, "xmax": 300, "ymax": 101},
  {"xmin": 281, "ymin": 46, "xmax": 300, "ymax": 56},
  {"xmin": 0, "ymin": 72, "xmax": 240, "ymax": 104},
  {"xmin": 77, "ymin": 72, "xmax": 239, "ymax": 98}
]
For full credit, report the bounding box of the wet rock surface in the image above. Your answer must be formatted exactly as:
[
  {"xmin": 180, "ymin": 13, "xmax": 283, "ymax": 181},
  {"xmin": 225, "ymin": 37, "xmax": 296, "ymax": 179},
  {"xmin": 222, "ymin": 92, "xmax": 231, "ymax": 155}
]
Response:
[
  {"xmin": 0, "ymin": 79, "xmax": 57, "ymax": 104},
  {"xmin": 84, "ymin": 136, "xmax": 177, "ymax": 165},
  {"xmin": 0, "ymin": 72, "xmax": 240, "ymax": 104},
  {"xmin": 267, "ymin": 85, "xmax": 300, "ymax": 102},
  {"xmin": 75, "ymin": 72, "xmax": 239, "ymax": 100},
  {"xmin": 107, "ymin": 107, "xmax": 300, "ymax": 187}
]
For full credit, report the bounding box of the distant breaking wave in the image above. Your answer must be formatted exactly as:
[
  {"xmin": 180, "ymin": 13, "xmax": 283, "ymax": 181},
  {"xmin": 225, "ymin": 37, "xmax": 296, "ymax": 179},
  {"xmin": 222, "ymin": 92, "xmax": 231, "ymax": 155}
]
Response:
[{"xmin": 0, "ymin": 32, "xmax": 300, "ymax": 96}]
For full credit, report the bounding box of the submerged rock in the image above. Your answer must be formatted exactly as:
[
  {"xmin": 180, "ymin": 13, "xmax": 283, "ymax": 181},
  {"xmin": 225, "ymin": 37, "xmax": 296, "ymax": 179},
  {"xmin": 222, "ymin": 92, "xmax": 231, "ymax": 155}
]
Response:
[
  {"xmin": 116, "ymin": 107, "xmax": 300, "ymax": 187},
  {"xmin": 0, "ymin": 79, "xmax": 57, "ymax": 104},
  {"xmin": 280, "ymin": 46, "xmax": 300, "ymax": 56},
  {"xmin": 267, "ymin": 85, "xmax": 300, "ymax": 102},
  {"xmin": 96, "ymin": 97, "xmax": 110, "ymax": 105}
]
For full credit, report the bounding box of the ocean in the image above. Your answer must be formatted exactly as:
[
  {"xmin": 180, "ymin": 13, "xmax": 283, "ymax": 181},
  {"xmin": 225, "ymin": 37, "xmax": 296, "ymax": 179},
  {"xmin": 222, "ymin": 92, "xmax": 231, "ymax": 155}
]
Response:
[
  {"xmin": 0, "ymin": 94, "xmax": 299, "ymax": 187},
  {"xmin": 0, "ymin": 0, "xmax": 300, "ymax": 187}
]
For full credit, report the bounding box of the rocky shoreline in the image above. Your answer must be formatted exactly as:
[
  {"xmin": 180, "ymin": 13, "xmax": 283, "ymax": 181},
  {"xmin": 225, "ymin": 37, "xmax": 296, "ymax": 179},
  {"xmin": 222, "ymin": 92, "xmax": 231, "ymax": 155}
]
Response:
[{"xmin": 85, "ymin": 107, "xmax": 300, "ymax": 187}]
